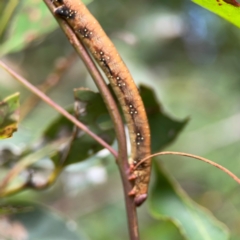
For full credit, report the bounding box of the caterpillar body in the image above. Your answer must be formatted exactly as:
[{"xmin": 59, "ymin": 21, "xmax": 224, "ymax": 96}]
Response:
[{"xmin": 51, "ymin": 0, "xmax": 151, "ymax": 206}]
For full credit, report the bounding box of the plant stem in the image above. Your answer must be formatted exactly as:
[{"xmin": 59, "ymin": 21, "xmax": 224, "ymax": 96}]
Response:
[
  {"xmin": 135, "ymin": 151, "xmax": 240, "ymax": 185},
  {"xmin": 43, "ymin": 1, "xmax": 139, "ymax": 239}
]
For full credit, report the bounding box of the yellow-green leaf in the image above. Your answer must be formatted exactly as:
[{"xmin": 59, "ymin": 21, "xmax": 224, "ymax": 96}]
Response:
[{"xmin": 192, "ymin": 0, "xmax": 240, "ymax": 28}]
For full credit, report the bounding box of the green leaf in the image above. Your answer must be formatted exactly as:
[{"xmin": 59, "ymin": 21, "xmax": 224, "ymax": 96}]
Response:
[
  {"xmin": 45, "ymin": 88, "xmax": 115, "ymax": 166},
  {"xmin": 4, "ymin": 202, "xmax": 87, "ymax": 240},
  {"xmin": 140, "ymin": 85, "xmax": 188, "ymax": 152},
  {"xmin": 0, "ymin": 92, "xmax": 20, "ymax": 139},
  {"xmin": 141, "ymin": 219, "xmax": 187, "ymax": 240},
  {"xmin": 192, "ymin": 0, "xmax": 240, "ymax": 28},
  {"xmin": 149, "ymin": 161, "xmax": 229, "ymax": 240}
]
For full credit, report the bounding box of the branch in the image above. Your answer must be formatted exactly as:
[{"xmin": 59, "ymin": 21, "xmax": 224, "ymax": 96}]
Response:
[
  {"xmin": 135, "ymin": 151, "xmax": 240, "ymax": 185},
  {"xmin": 43, "ymin": 1, "xmax": 138, "ymax": 239},
  {"xmin": 20, "ymin": 52, "xmax": 77, "ymax": 120},
  {"xmin": 0, "ymin": 60, "xmax": 117, "ymax": 158}
]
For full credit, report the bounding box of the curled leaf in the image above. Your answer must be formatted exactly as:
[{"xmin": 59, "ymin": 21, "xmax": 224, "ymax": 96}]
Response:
[{"xmin": 0, "ymin": 92, "xmax": 20, "ymax": 139}]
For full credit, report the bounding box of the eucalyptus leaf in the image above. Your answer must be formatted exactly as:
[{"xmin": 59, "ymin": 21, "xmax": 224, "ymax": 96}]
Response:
[{"xmin": 140, "ymin": 85, "xmax": 188, "ymax": 152}]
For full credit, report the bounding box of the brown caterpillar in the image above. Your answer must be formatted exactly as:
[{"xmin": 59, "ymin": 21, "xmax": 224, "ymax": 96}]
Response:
[{"xmin": 51, "ymin": 0, "xmax": 151, "ymax": 206}]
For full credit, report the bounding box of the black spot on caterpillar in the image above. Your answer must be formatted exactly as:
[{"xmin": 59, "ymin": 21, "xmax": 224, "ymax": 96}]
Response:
[
  {"xmin": 54, "ymin": 5, "xmax": 76, "ymax": 19},
  {"xmin": 52, "ymin": 0, "xmax": 151, "ymax": 206}
]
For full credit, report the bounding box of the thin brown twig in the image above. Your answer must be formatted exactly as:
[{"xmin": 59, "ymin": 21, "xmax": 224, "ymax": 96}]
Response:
[
  {"xmin": 43, "ymin": 1, "xmax": 138, "ymax": 239},
  {"xmin": 135, "ymin": 151, "xmax": 240, "ymax": 185},
  {"xmin": 0, "ymin": 60, "xmax": 117, "ymax": 158},
  {"xmin": 20, "ymin": 52, "xmax": 77, "ymax": 120}
]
